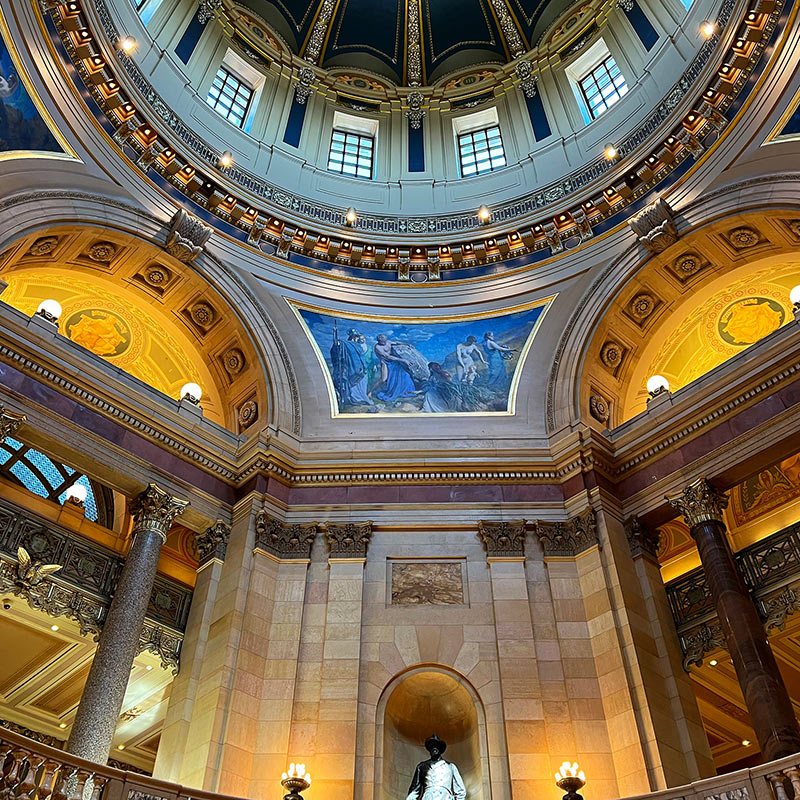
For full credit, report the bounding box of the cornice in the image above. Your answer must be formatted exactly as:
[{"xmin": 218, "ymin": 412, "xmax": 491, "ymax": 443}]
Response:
[{"xmin": 37, "ymin": 0, "xmax": 784, "ymax": 280}]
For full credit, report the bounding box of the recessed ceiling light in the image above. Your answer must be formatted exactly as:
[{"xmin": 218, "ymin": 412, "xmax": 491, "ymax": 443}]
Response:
[
  {"xmin": 146, "ymin": 665, "xmax": 153, "ymax": 671},
  {"xmin": 117, "ymin": 744, "xmax": 125, "ymax": 751},
  {"xmin": 59, "ymin": 723, "xmax": 67, "ymax": 729},
  {"xmin": 51, "ymin": 624, "xmax": 59, "ymax": 632},
  {"xmin": 709, "ymin": 659, "xmax": 718, "ymax": 666},
  {"xmin": 741, "ymin": 740, "xmax": 751, "ymax": 746}
]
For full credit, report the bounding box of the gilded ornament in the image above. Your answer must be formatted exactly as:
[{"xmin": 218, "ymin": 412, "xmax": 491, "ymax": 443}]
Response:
[
  {"xmin": 238, "ymin": 399, "xmax": 258, "ymax": 428},
  {"xmin": 589, "ymin": 394, "xmax": 610, "ymax": 423},
  {"xmin": 727, "ymin": 226, "xmax": 760, "ymax": 249},
  {"xmin": 129, "ymin": 483, "xmax": 189, "ymax": 542},
  {"xmin": 477, "ymin": 519, "xmax": 526, "ymax": 558},
  {"xmin": 0, "ymin": 406, "xmax": 26, "ymax": 443},
  {"xmin": 666, "ymin": 477, "xmax": 729, "ymax": 528},
  {"xmin": 28, "ymin": 236, "xmax": 58, "ymax": 257},
  {"xmin": 325, "ymin": 521, "xmax": 373, "ymax": 557}
]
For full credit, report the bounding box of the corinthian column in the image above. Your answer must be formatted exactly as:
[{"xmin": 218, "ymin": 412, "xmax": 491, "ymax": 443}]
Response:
[
  {"xmin": 0, "ymin": 405, "xmax": 25, "ymax": 443},
  {"xmin": 67, "ymin": 483, "xmax": 188, "ymax": 763},
  {"xmin": 668, "ymin": 477, "xmax": 800, "ymax": 760}
]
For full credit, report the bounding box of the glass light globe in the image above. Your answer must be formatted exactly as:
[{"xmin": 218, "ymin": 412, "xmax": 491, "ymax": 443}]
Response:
[
  {"xmin": 647, "ymin": 375, "xmax": 670, "ymax": 396},
  {"xmin": 345, "ymin": 207, "xmax": 357, "ymax": 225},
  {"xmin": 37, "ymin": 299, "xmax": 62, "ymax": 321},
  {"xmin": 118, "ymin": 36, "xmax": 136, "ymax": 53},
  {"xmin": 790, "ymin": 284, "xmax": 800, "ymax": 308},
  {"xmin": 180, "ymin": 382, "xmax": 202, "ymax": 402},
  {"xmin": 478, "ymin": 205, "xmax": 491, "ymax": 222},
  {"xmin": 65, "ymin": 483, "xmax": 88, "ymax": 504}
]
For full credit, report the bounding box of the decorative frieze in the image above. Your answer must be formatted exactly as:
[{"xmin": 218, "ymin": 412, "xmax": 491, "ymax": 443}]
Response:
[
  {"xmin": 667, "ymin": 477, "xmax": 729, "ymax": 527},
  {"xmin": 324, "ymin": 521, "xmax": 373, "ymax": 558},
  {"xmin": 196, "ymin": 520, "xmax": 230, "ymax": 565},
  {"xmin": 681, "ymin": 621, "xmax": 727, "ymax": 669},
  {"xmin": 624, "ymin": 516, "xmax": 661, "ymax": 559},
  {"xmin": 130, "ymin": 483, "xmax": 189, "ymax": 543},
  {"xmin": 477, "ymin": 520, "xmax": 526, "ymax": 558},
  {"xmin": 0, "ymin": 406, "xmax": 25, "ymax": 443},
  {"xmin": 164, "ymin": 209, "xmax": 212, "ymax": 263},
  {"xmin": 254, "ymin": 513, "xmax": 318, "ymax": 559},
  {"xmin": 534, "ymin": 509, "xmax": 598, "ymax": 557},
  {"xmin": 628, "ymin": 197, "xmax": 679, "ymax": 252}
]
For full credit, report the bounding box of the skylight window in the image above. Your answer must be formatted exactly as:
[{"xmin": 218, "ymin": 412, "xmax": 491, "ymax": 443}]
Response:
[
  {"xmin": 578, "ymin": 55, "xmax": 628, "ymax": 119},
  {"xmin": 457, "ymin": 125, "xmax": 507, "ymax": 177},
  {"xmin": 327, "ymin": 129, "xmax": 375, "ymax": 179},
  {"xmin": 206, "ymin": 66, "xmax": 254, "ymax": 129}
]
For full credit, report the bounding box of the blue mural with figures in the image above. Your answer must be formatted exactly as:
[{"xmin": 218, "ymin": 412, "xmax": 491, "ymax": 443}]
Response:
[
  {"xmin": 0, "ymin": 19, "xmax": 64, "ymax": 156},
  {"xmin": 294, "ymin": 301, "xmax": 551, "ymax": 415}
]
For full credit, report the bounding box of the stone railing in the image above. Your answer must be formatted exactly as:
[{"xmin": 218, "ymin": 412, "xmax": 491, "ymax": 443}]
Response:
[
  {"xmin": 3, "ymin": 727, "xmax": 800, "ymax": 800},
  {"xmin": 665, "ymin": 520, "xmax": 800, "ymax": 668}
]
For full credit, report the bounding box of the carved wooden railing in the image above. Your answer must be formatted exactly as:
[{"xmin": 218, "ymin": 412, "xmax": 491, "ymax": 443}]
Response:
[
  {"xmin": 3, "ymin": 727, "xmax": 800, "ymax": 800},
  {"xmin": 665, "ymin": 520, "xmax": 800, "ymax": 669}
]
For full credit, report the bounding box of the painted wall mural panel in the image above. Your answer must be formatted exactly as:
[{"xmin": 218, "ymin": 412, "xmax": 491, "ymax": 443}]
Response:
[
  {"xmin": 0, "ymin": 11, "xmax": 69, "ymax": 158},
  {"xmin": 292, "ymin": 299, "xmax": 552, "ymax": 415}
]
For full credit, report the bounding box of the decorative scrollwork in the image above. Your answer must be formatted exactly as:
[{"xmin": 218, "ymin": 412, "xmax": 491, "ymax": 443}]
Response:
[
  {"xmin": 534, "ymin": 509, "xmax": 598, "ymax": 557},
  {"xmin": 477, "ymin": 520, "xmax": 526, "ymax": 558},
  {"xmin": 255, "ymin": 513, "xmax": 318, "ymax": 559},
  {"xmin": 681, "ymin": 622, "xmax": 726, "ymax": 670},
  {"xmin": 324, "ymin": 521, "xmax": 373, "ymax": 558}
]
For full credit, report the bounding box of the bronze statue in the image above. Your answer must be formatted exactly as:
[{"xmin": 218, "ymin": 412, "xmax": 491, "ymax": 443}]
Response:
[{"xmin": 406, "ymin": 735, "xmax": 466, "ymax": 800}]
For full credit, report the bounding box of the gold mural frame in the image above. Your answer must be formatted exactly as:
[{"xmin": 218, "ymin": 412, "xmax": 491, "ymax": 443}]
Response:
[
  {"xmin": 0, "ymin": 6, "xmax": 78, "ymax": 162},
  {"xmin": 288, "ymin": 295, "xmax": 555, "ymax": 418},
  {"xmin": 763, "ymin": 82, "xmax": 800, "ymax": 145}
]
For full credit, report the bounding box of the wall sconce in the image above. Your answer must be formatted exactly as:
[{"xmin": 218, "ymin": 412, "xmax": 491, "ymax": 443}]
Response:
[
  {"xmin": 118, "ymin": 36, "xmax": 136, "ymax": 53},
  {"xmin": 65, "ymin": 483, "xmax": 88, "ymax": 507},
  {"xmin": 647, "ymin": 374, "xmax": 670, "ymax": 398},
  {"xmin": 281, "ymin": 763, "xmax": 311, "ymax": 800},
  {"xmin": 180, "ymin": 382, "xmax": 202, "ymax": 404},
  {"xmin": 478, "ymin": 205, "xmax": 491, "ymax": 223},
  {"xmin": 555, "ymin": 762, "xmax": 586, "ymax": 800},
  {"xmin": 345, "ymin": 207, "xmax": 357, "ymax": 226},
  {"xmin": 36, "ymin": 299, "xmax": 62, "ymax": 325}
]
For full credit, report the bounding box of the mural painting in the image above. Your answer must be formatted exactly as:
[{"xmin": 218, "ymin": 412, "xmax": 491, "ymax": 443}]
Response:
[
  {"xmin": 0, "ymin": 14, "xmax": 66, "ymax": 157},
  {"xmin": 730, "ymin": 454, "xmax": 800, "ymax": 525},
  {"xmin": 293, "ymin": 300, "xmax": 551, "ymax": 415}
]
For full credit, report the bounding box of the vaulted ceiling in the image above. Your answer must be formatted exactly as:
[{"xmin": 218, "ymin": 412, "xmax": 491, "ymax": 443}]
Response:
[{"xmin": 244, "ymin": 0, "xmax": 574, "ymax": 84}]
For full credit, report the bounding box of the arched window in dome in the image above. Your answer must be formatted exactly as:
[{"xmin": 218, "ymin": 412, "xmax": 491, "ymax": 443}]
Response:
[{"xmin": 0, "ymin": 437, "xmax": 114, "ymax": 527}]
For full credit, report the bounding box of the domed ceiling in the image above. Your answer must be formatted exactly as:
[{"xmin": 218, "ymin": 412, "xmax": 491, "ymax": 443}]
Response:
[{"xmin": 242, "ymin": 0, "xmax": 574, "ymax": 84}]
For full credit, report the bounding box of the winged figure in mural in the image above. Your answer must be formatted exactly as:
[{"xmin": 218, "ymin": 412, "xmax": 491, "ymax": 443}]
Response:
[{"xmin": 15, "ymin": 546, "xmax": 62, "ymax": 588}]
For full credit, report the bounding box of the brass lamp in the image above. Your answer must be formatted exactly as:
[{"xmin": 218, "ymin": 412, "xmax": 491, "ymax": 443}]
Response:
[
  {"xmin": 555, "ymin": 761, "xmax": 586, "ymax": 800},
  {"xmin": 281, "ymin": 763, "xmax": 311, "ymax": 800}
]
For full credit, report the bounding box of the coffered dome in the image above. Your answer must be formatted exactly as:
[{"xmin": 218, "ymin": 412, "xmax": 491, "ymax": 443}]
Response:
[{"xmin": 238, "ymin": 0, "xmax": 575, "ymax": 84}]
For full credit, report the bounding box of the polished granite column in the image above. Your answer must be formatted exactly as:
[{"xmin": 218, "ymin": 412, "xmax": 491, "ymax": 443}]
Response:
[
  {"xmin": 668, "ymin": 477, "xmax": 800, "ymax": 760},
  {"xmin": 67, "ymin": 483, "xmax": 188, "ymax": 764}
]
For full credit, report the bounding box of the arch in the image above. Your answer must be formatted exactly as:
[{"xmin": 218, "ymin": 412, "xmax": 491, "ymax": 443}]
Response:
[
  {"xmin": 546, "ymin": 175, "xmax": 800, "ymax": 433},
  {"xmin": 0, "ymin": 189, "xmax": 302, "ymax": 435},
  {"xmin": 375, "ymin": 666, "xmax": 492, "ymax": 800}
]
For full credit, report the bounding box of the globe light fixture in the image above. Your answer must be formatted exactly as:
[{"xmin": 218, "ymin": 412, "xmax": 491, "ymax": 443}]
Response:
[
  {"xmin": 790, "ymin": 284, "xmax": 800, "ymax": 311},
  {"xmin": 281, "ymin": 762, "xmax": 311, "ymax": 800},
  {"xmin": 65, "ymin": 482, "xmax": 88, "ymax": 506},
  {"xmin": 180, "ymin": 382, "xmax": 203, "ymax": 404},
  {"xmin": 36, "ymin": 299, "xmax": 62, "ymax": 324},
  {"xmin": 701, "ymin": 21, "xmax": 715, "ymax": 37},
  {"xmin": 219, "ymin": 151, "xmax": 233, "ymax": 168},
  {"xmin": 345, "ymin": 207, "xmax": 358, "ymax": 226},
  {"xmin": 646, "ymin": 374, "xmax": 670, "ymax": 397},
  {"xmin": 604, "ymin": 143, "xmax": 618, "ymax": 159},
  {"xmin": 58, "ymin": 722, "xmax": 67, "ymax": 729},
  {"xmin": 555, "ymin": 761, "xmax": 586, "ymax": 800},
  {"xmin": 118, "ymin": 36, "xmax": 136, "ymax": 53},
  {"xmin": 478, "ymin": 205, "xmax": 491, "ymax": 223}
]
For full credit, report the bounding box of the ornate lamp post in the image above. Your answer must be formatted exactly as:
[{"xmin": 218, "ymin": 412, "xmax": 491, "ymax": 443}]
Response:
[
  {"xmin": 555, "ymin": 762, "xmax": 586, "ymax": 800},
  {"xmin": 281, "ymin": 763, "xmax": 311, "ymax": 800}
]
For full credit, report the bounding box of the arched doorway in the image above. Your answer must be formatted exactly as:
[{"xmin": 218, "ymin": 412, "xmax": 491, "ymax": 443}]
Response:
[{"xmin": 378, "ymin": 668, "xmax": 489, "ymax": 800}]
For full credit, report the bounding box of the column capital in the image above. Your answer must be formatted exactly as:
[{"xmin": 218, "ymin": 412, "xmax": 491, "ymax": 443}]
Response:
[
  {"xmin": 129, "ymin": 483, "xmax": 189, "ymax": 542},
  {"xmin": 196, "ymin": 520, "xmax": 230, "ymax": 566},
  {"xmin": 324, "ymin": 520, "xmax": 373, "ymax": 559},
  {"xmin": 624, "ymin": 516, "xmax": 661, "ymax": 559},
  {"xmin": 0, "ymin": 405, "xmax": 26, "ymax": 443},
  {"xmin": 477, "ymin": 519, "xmax": 526, "ymax": 559},
  {"xmin": 667, "ymin": 477, "xmax": 729, "ymax": 527},
  {"xmin": 534, "ymin": 509, "xmax": 597, "ymax": 557},
  {"xmin": 255, "ymin": 512, "xmax": 318, "ymax": 560}
]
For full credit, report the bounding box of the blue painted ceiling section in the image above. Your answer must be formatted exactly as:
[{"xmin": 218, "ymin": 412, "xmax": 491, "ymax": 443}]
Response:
[
  {"xmin": 423, "ymin": 0, "xmax": 505, "ymax": 71},
  {"xmin": 326, "ymin": 0, "xmax": 403, "ymax": 72}
]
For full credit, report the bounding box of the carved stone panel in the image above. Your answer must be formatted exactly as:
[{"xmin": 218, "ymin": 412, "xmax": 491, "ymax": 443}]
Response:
[{"xmin": 390, "ymin": 561, "xmax": 465, "ymax": 605}]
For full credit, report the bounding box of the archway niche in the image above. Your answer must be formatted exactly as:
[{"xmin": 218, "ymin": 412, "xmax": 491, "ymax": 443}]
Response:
[{"xmin": 379, "ymin": 668, "xmax": 489, "ymax": 800}]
